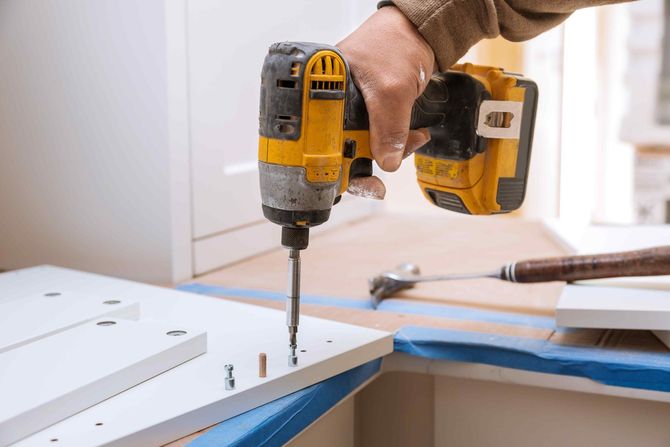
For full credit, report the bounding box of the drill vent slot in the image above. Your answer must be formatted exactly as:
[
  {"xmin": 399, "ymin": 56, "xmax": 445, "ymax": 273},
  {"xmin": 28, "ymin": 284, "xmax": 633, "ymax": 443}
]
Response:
[
  {"xmin": 277, "ymin": 79, "xmax": 297, "ymax": 89},
  {"xmin": 291, "ymin": 62, "xmax": 301, "ymax": 76},
  {"xmin": 309, "ymin": 54, "xmax": 344, "ymax": 92},
  {"xmin": 310, "ymin": 80, "xmax": 344, "ymax": 91},
  {"xmin": 276, "ymin": 114, "xmax": 297, "ymax": 121}
]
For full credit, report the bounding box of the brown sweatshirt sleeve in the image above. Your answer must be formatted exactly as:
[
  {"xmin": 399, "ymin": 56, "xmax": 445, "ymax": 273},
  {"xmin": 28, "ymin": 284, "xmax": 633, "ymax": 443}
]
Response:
[{"xmin": 389, "ymin": 0, "xmax": 632, "ymax": 70}]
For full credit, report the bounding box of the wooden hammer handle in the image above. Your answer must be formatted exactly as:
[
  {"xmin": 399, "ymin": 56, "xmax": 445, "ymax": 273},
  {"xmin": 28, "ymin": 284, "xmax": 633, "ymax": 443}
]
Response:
[{"xmin": 501, "ymin": 246, "xmax": 670, "ymax": 283}]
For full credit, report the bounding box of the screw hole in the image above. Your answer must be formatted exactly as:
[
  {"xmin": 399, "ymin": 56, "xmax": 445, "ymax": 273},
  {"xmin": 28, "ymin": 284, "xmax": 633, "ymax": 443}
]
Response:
[
  {"xmin": 50, "ymin": 439, "xmax": 58, "ymax": 442},
  {"xmin": 167, "ymin": 330, "xmax": 187, "ymax": 336},
  {"xmin": 300, "ymin": 349, "xmax": 306, "ymax": 353},
  {"xmin": 326, "ymin": 340, "xmax": 332, "ymax": 343},
  {"xmin": 97, "ymin": 321, "xmax": 116, "ymax": 326},
  {"xmin": 103, "ymin": 300, "xmax": 121, "ymax": 305},
  {"xmin": 95, "ymin": 422, "xmax": 103, "ymax": 426},
  {"xmin": 44, "ymin": 292, "xmax": 61, "ymax": 297}
]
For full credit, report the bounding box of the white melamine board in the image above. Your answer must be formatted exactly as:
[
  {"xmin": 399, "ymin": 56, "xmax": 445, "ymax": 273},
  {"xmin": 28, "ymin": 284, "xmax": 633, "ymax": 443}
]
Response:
[
  {"xmin": 0, "ymin": 291, "xmax": 139, "ymax": 353},
  {"xmin": 0, "ymin": 318, "xmax": 207, "ymax": 447},
  {"xmin": 3, "ymin": 266, "xmax": 393, "ymax": 446},
  {"xmin": 556, "ymin": 284, "xmax": 670, "ymax": 330}
]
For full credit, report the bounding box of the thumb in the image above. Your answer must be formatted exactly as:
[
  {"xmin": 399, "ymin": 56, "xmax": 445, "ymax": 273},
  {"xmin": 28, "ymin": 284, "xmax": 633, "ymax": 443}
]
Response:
[{"xmin": 365, "ymin": 84, "xmax": 415, "ymax": 172}]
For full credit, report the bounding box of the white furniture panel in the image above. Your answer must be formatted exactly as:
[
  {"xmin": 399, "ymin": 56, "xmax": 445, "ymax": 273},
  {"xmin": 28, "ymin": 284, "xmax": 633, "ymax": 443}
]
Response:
[
  {"xmin": 0, "ymin": 317, "xmax": 207, "ymax": 446},
  {"xmin": 4, "ymin": 266, "xmax": 392, "ymax": 446},
  {"xmin": 0, "ymin": 291, "xmax": 139, "ymax": 353},
  {"xmin": 556, "ymin": 284, "xmax": 670, "ymax": 330}
]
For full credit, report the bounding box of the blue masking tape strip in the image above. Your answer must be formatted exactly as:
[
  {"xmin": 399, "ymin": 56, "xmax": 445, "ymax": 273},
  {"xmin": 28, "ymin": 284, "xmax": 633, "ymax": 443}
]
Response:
[
  {"xmin": 187, "ymin": 359, "xmax": 381, "ymax": 447},
  {"xmin": 395, "ymin": 326, "xmax": 670, "ymax": 392},
  {"xmin": 177, "ymin": 283, "xmax": 555, "ymax": 329},
  {"xmin": 178, "ymin": 283, "xmax": 374, "ymax": 310}
]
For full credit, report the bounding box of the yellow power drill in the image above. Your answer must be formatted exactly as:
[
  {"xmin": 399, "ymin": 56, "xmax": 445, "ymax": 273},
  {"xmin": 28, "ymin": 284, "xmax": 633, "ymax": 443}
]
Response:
[{"xmin": 257, "ymin": 42, "xmax": 538, "ymax": 366}]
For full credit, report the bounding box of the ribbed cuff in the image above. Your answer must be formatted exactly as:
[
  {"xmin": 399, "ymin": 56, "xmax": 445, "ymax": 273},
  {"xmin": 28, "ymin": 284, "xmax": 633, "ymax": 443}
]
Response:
[{"xmin": 391, "ymin": 0, "xmax": 495, "ymax": 70}]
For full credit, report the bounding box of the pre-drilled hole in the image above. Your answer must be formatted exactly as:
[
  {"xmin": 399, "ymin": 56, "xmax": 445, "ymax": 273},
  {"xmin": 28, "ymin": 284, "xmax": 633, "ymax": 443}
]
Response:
[
  {"xmin": 167, "ymin": 330, "xmax": 187, "ymax": 336},
  {"xmin": 97, "ymin": 321, "xmax": 116, "ymax": 326},
  {"xmin": 326, "ymin": 340, "xmax": 332, "ymax": 343},
  {"xmin": 95, "ymin": 422, "xmax": 103, "ymax": 426},
  {"xmin": 44, "ymin": 292, "xmax": 61, "ymax": 297},
  {"xmin": 103, "ymin": 300, "xmax": 121, "ymax": 305},
  {"xmin": 300, "ymin": 349, "xmax": 306, "ymax": 353},
  {"xmin": 50, "ymin": 439, "xmax": 58, "ymax": 442}
]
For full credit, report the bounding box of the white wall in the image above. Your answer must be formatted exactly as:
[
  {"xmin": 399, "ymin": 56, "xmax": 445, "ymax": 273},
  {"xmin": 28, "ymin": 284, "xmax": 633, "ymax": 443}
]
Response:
[{"xmin": 0, "ymin": 0, "xmax": 191, "ymax": 283}]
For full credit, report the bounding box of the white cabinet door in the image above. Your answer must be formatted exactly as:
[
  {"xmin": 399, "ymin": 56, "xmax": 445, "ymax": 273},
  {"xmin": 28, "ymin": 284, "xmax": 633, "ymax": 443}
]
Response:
[
  {"xmin": 188, "ymin": 0, "xmax": 374, "ymax": 237},
  {"xmin": 187, "ymin": 0, "xmax": 377, "ymax": 272}
]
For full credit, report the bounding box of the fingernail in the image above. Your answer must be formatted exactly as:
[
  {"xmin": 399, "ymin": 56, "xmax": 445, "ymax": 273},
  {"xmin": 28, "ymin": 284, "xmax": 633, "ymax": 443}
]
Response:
[
  {"xmin": 404, "ymin": 140, "xmax": 428, "ymax": 159},
  {"xmin": 381, "ymin": 144, "xmax": 404, "ymax": 171}
]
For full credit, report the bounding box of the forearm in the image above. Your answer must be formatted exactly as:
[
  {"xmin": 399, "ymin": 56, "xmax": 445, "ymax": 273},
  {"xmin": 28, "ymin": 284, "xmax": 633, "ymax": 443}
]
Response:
[{"xmin": 390, "ymin": 0, "xmax": 632, "ymax": 69}]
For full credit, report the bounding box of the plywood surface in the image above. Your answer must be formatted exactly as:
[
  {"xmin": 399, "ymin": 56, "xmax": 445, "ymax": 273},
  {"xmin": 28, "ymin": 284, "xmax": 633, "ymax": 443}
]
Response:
[
  {"xmin": 2, "ymin": 266, "xmax": 392, "ymax": 447},
  {"xmin": 196, "ymin": 213, "xmax": 568, "ymax": 318}
]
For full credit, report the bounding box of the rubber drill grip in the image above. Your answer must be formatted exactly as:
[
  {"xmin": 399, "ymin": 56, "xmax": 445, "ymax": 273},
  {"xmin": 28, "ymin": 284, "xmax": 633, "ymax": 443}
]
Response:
[
  {"xmin": 344, "ymin": 72, "xmax": 453, "ymax": 131},
  {"xmin": 409, "ymin": 73, "xmax": 450, "ymax": 129}
]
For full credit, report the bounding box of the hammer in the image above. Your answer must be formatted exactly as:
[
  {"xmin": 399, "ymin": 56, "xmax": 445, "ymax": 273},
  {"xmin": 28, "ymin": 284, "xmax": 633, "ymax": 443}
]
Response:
[{"xmin": 368, "ymin": 246, "xmax": 670, "ymax": 309}]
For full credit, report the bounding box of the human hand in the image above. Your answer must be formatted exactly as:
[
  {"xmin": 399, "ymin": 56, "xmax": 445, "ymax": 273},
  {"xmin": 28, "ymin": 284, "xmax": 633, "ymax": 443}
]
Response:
[{"xmin": 338, "ymin": 6, "xmax": 435, "ymax": 172}]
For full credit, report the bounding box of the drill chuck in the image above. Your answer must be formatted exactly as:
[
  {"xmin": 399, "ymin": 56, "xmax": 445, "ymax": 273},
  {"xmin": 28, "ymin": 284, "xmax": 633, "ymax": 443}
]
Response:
[{"xmin": 281, "ymin": 227, "xmax": 309, "ymax": 250}]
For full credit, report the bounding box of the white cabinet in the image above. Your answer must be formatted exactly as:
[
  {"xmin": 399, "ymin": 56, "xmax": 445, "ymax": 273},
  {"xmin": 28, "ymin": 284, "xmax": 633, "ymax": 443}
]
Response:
[{"xmin": 0, "ymin": 0, "xmax": 377, "ymax": 283}]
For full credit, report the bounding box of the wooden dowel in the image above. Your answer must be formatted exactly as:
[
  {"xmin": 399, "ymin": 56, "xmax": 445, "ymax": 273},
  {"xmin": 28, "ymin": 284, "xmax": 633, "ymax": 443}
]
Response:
[{"xmin": 258, "ymin": 352, "xmax": 267, "ymax": 378}]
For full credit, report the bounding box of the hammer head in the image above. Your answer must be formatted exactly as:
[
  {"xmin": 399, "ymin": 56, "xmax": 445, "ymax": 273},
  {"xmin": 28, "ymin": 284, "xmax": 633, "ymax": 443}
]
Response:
[{"xmin": 368, "ymin": 263, "xmax": 421, "ymax": 309}]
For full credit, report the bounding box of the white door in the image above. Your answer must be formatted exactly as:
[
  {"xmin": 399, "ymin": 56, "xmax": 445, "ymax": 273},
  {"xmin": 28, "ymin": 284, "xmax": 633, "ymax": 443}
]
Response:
[{"xmin": 187, "ymin": 0, "xmax": 377, "ymax": 274}]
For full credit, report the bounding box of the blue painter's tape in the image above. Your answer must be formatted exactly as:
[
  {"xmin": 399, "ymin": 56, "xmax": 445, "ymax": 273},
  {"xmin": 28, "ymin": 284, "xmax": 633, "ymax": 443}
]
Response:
[
  {"xmin": 379, "ymin": 298, "xmax": 555, "ymax": 329},
  {"xmin": 177, "ymin": 283, "xmax": 555, "ymax": 329},
  {"xmin": 187, "ymin": 359, "xmax": 381, "ymax": 447},
  {"xmin": 395, "ymin": 326, "xmax": 670, "ymax": 392},
  {"xmin": 178, "ymin": 283, "xmax": 374, "ymax": 310}
]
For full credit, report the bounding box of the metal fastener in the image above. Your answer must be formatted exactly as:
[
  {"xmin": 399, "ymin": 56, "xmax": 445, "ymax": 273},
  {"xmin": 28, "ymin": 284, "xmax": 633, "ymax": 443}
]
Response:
[{"xmin": 224, "ymin": 364, "xmax": 235, "ymax": 390}]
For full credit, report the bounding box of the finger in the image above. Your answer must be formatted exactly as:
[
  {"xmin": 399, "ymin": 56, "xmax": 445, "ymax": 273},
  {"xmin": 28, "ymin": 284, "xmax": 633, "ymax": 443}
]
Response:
[
  {"xmin": 403, "ymin": 128, "xmax": 431, "ymax": 159},
  {"xmin": 365, "ymin": 84, "xmax": 415, "ymax": 172},
  {"xmin": 347, "ymin": 175, "xmax": 386, "ymax": 200}
]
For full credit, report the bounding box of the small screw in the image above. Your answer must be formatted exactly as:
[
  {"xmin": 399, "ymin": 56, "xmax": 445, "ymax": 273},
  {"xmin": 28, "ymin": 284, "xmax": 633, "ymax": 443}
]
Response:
[{"xmin": 224, "ymin": 364, "xmax": 235, "ymax": 390}]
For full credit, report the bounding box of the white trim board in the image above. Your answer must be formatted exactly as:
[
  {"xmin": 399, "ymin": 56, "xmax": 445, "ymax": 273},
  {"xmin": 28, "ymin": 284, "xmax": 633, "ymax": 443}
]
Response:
[
  {"xmin": 556, "ymin": 284, "xmax": 670, "ymax": 331},
  {"xmin": 0, "ymin": 318, "xmax": 207, "ymax": 447},
  {"xmin": 0, "ymin": 291, "xmax": 139, "ymax": 353},
  {"xmin": 4, "ymin": 266, "xmax": 393, "ymax": 446}
]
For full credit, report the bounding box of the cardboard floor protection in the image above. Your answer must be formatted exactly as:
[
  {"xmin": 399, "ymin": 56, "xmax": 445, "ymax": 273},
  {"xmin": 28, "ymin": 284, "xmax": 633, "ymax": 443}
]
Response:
[
  {"xmin": 197, "ymin": 214, "xmax": 567, "ymax": 316},
  {"xmin": 192, "ymin": 213, "xmax": 669, "ymax": 356}
]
